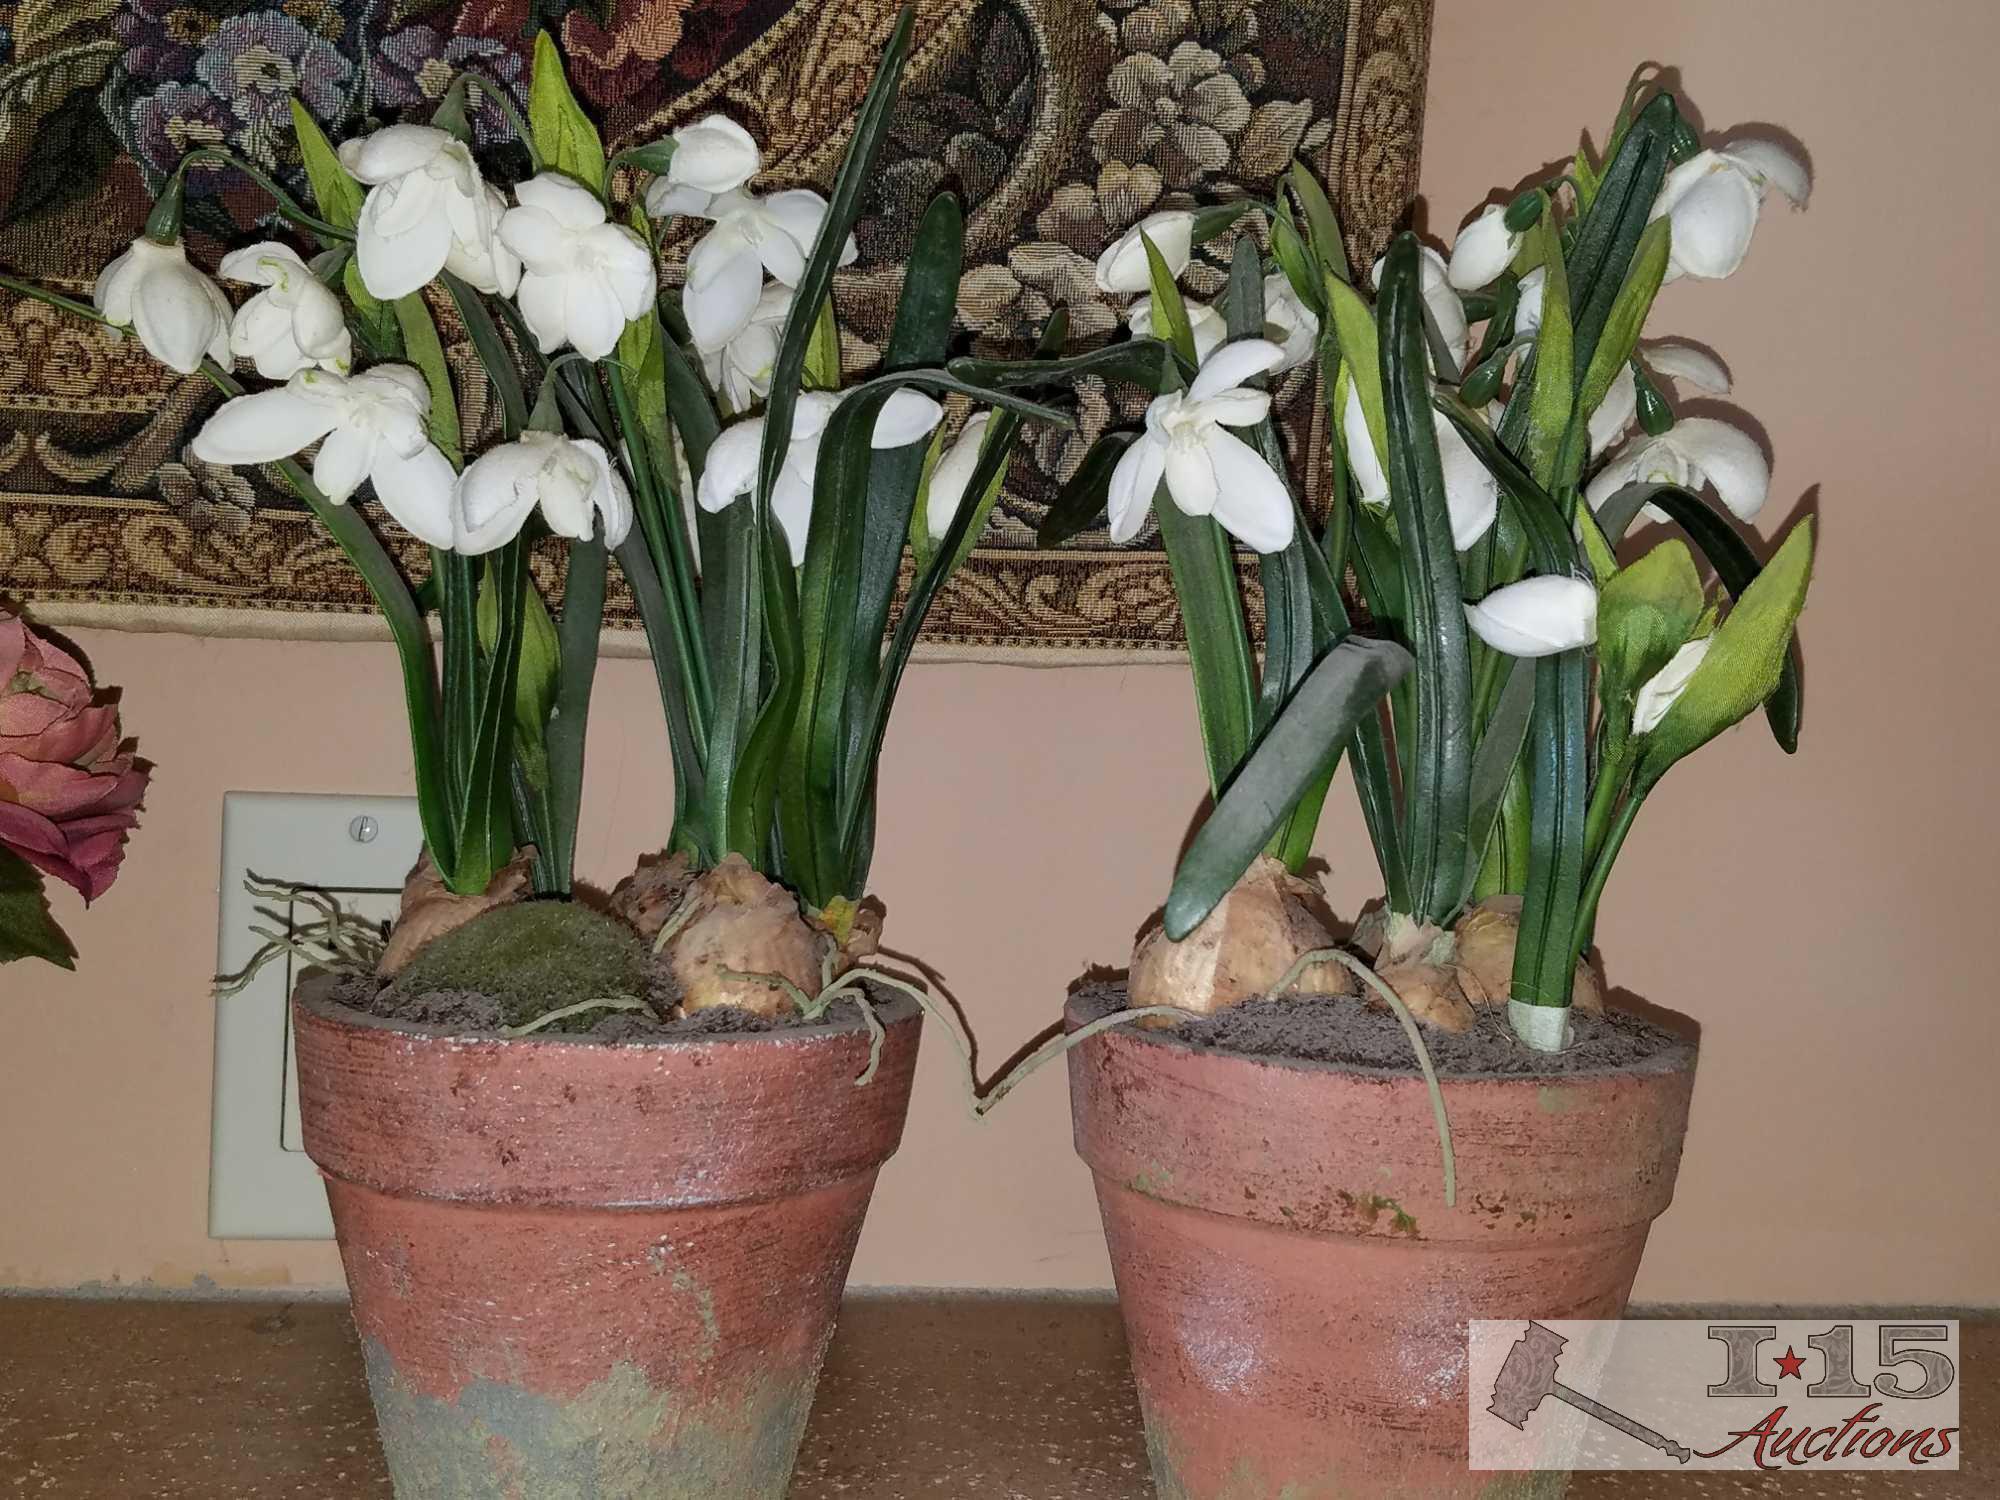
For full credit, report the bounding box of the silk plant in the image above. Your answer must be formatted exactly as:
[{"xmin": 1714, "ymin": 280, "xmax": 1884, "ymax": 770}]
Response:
[
  {"xmin": 1021, "ymin": 71, "xmax": 1815, "ymax": 1054},
  {"xmin": 0, "ymin": 8, "xmax": 1059, "ymax": 952}
]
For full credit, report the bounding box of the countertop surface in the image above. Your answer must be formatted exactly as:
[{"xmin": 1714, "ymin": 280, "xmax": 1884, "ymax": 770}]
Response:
[{"xmin": 0, "ymin": 1296, "xmax": 1984, "ymax": 1497}]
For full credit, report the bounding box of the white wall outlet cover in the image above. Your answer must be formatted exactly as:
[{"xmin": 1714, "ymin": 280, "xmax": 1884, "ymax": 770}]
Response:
[{"xmin": 210, "ymin": 792, "xmax": 420, "ymax": 1240}]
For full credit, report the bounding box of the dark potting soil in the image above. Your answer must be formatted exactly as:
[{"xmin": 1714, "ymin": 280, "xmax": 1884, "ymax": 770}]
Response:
[
  {"xmin": 321, "ymin": 970, "xmax": 872, "ymax": 1043},
  {"xmin": 1071, "ymin": 982, "xmax": 1693, "ymax": 1078}
]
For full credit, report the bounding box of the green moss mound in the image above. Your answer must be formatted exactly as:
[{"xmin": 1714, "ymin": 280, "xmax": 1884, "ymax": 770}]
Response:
[{"xmin": 388, "ymin": 900, "xmax": 652, "ymax": 1031}]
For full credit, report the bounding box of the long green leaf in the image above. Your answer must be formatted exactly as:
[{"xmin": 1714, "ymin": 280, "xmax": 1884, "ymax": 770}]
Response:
[
  {"xmin": 450, "ymin": 540, "xmax": 526, "ymax": 890},
  {"xmin": 1576, "ymin": 217, "xmax": 1668, "ymax": 419},
  {"xmin": 1035, "ymin": 433, "xmax": 1131, "ymax": 547},
  {"xmin": 947, "ymin": 338, "xmax": 1188, "ymax": 394},
  {"xmin": 1324, "ymin": 278, "xmax": 1386, "ymax": 465},
  {"xmin": 844, "ymin": 193, "xmax": 964, "ymax": 798},
  {"xmin": 1462, "ymin": 656, "xmax": 1533, "ymax": 903},
  {"xmin": 699, "ymin": 497, "xmax": 763, "ymax": 864},
  {"xmin": 1437, "ymin": 399, "xmax": 1590, "ymax": 1006},
  {"xmin": 1287, "ymin": 159, "xmax": 1352, "ymax": 284},
  {"xmin": 730, "ymin": 510, "xmax": 803, "ymax": 862},
  {"xmin": 756, "ymin": 8, "xmax": 913, "ymax": 523},
  {"xmin": 1164, "ymin": 638, "xmax": 1412, "ymax": 939},
  {"xmin": 1523, "ymin": 207, "xmax": 1573, "ymax": 488},
  {"xmin": 1143, "ymin": 239, "xmax": 1255, "ymax": 797},
  {"xmin": 781, "ymin": 384, "xmax": 901, "ymax": 904},
  {"xmin": 615, "ymin": 533, "xmax": 708, "ymax": 853},
  {"xmin": 1379, "ymin": 233, "xmax": 1474, "ymax": 922},
  {"xmin": 440, "ymin": 271, "xmax": 528, "ymax": 440},
  {"xmin": 543, "ymin": 535, "xmax": 605, "ymax": 893},
  {"xmin": 392, "ymin": 294, "xmax": 461, "ymax": 462},
  {"xmin": 1567, "ymin": 92, "xmax": 1675, "ymax": 379}
]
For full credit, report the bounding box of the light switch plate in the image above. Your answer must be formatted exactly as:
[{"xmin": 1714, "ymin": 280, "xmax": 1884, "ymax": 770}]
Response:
[{"xmin": 209, "ymin": 791, "xmax": 420, "ymax": 1240}]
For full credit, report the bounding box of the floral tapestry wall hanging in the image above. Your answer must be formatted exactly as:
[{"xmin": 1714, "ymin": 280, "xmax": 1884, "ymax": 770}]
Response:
[{"xmin": 0, "ymin": 0, "xmax": 1431, "ymax": 656}]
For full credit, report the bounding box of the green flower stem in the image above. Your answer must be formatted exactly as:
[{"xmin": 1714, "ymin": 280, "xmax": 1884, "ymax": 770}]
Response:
[
  {"xmin": 177, "ymin": 148, "xmax": 353, "ymax": 246},
  {"xmin": 1581, "ymin": 741, "xmax": 1635, "ymax": 867},
  {"xmin": 445, "ymin": 69, "xmax": 544, "ymax": 174},
  {"xmin": 1572, "ymin": 787, "xmax": 1646, "ymax": 961},
  {"xmin": 603, "ymin": 357, "xmax": 711, "ymax": 724},
  {"xmin": 0, "ymin": 276, "xmax": 115, "ymax": 327}
]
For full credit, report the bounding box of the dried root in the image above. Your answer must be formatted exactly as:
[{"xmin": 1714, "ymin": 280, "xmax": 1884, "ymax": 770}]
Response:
[{"xmin": 1129, "ymin": 856, "xmax": 1355, "ymax": 1019}]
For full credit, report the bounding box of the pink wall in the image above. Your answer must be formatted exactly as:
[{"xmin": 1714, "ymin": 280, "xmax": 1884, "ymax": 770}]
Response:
[{"xmin": 2, "ymin": 0, "xmax": 1994, "ymax": 1302}]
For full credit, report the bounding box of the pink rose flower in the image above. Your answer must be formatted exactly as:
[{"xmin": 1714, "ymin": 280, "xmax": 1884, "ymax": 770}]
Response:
[{"xmin": 0, "ymin": 611, "xmax": 148, "ymax": 902}]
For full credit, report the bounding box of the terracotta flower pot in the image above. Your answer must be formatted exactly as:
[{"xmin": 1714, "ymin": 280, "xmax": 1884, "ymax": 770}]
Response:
[
  {"xmin": 1066, "ymin": 993, "xmax": 1696, "ymax": 1500},
  {"xmin": 294, "ymin": 977, "xmax": 920, "ymax": 1499}
]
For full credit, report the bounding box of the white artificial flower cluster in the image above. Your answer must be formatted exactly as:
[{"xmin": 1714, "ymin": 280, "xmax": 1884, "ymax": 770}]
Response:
[
  {"xmin": 643, "ymin": 115, "xmax": 854, "ymax": 411},
  {"xmin": 97, "ymin": 119, "xmax": 667, "ymax": 556},
  {"xmin": 1088, "ymin": 209, "xmax": 1320, "ymax": 554},
  {"xmin": 1444, "ymin": 126, "xmax": 1808, "ymax": 534},
  {"xmin": 1438, "ymin": 119, "xmax": 1808, "ymax": 676}
]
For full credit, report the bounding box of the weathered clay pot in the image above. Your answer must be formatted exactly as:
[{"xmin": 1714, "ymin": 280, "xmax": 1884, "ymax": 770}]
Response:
[
  {"xmin": 295, "ymin": 977, "xmax": 920, "ymax": 1499},
  {"xmin": 1066, "ymin": 992, "xmax": 1696, "ymax": 1500}
]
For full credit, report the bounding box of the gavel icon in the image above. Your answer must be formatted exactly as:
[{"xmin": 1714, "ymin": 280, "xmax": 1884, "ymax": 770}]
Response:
[{"xmin": 1487, "ymin": 1322, "xmax": 1692, "ymax": 1464}]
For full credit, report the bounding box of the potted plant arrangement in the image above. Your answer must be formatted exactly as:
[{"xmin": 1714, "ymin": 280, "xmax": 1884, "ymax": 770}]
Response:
[
  {"xmin": 1035, "ymin": 74, "xmax": 1814, "ymax": 1497},
  {"xmin": 0, "ymin": 607, "xmax": 148, "ymax": 970},
  {"xmin": 4, "ymin": 9, "xmax": 1070, "ymax": 1494}
]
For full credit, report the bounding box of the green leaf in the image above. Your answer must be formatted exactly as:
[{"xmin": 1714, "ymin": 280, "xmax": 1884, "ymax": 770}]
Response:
[
  {"xmin": 1435, "ymin": 397, "xmax": 1590, "ymax": 1006},
  {"xmin": 905, "ymin": 424, "xmax": 951, "ymax": 575},
  {"xmin": 542, "ymin": 536, "xmax": 605, "ymax": 894},
  {"xmin": 1269, "ymin": 202, "xmax": 1319, "ymax": 314},
  {"xmin": 1324, "ymin": 278, "xmax": 1385, "ymax": 465},
  {"xmin": 478, "ymin": 558, "xmax": 560, "ymax": 792},
  {"xmin": 757, "ymin": 7, "xmax": 913, "ymax": 538},
  {"xmin": 0, "ymin": 848, "xmax": 76, "ymax": 970},
  {"xmin": 1287, "ymin": 159, "xmax": 1351, "ymax": 284},
  {"xmin": 528, "ymin": 32, "xmax": 606, "ymax": 190},
  {"xmin": 1567, "ymin": 92, "xmax": 1675, "ymax": 379},
  {"xmin": 1378, "ymin": 233, "xmax": 1474, "ymax": 923},
  {"xmin": 1164, "ymin": 637, "xmax": 1412, "ymax": 939},
  {"xmin": 1576, "ymin": 216, "xmax": 1668, "ymax": 419},
  {"xmin": 1603, "ymin": 483, "xmax": 1805, "ymax": 752},
  {"xmin": 616, "ymin": 533, "xmax": 706, "ymax": 850},
  {"xmin": 780, "ymin": 369, "xmax": 1067, "ymax": 902},
  {"xmin": 441, "ymin": 271, "xmax": 527, "ymax": 440},
  {"xmin": 947, "ymin": 338, "xmax": 1186, "ymax": 394},
  {"xmin": 1132, "ymin": 230, "xmax": 1258, "ymax": 797},
  {"xmin": 1463, "ymin": 657, "xmax": 1533, "ymax": 904},
  {"xmin": 803, "ymin": 294, "xmax": 842, "ymax": 391},
  {"xmin": 937, "ymin": 415, "xmax": 1018, "ymax": 579},
  {"xmin": 343, "ymin": 259, "xmax": 399, "ymax": 359},
  {"xmin": 1141, "ymin": 233, "xmax": 1197, "ymax": 362},
  {"xmin": 288, "ymin": 99, "xmax": 363, "ymax": 229},
  {"xmin": 1523, "ymin": 205, "xmax": 1573, "ymax": 487},
  {"xmin": 846, "ymin": 194, "xmax": 964, "ymax": 733},
  {"xmin": 1035, "ymin": 432, "xmax": 1131, "ymax": 547},
  {"xmin": 392, "ymin": 294, "xmax": 461, "ymax": 463},
  {"xmin": 1596, "ymin": 538, "xmax": 1704, "ymax": 764},
  {"xmin": 1637, "ymin": 518, "xmax": 1813, "ymax": 789}
]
